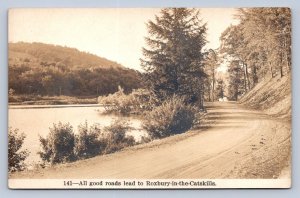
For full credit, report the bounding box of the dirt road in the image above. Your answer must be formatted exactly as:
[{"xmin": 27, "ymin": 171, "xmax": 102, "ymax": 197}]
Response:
[{"xmin": 11, "ymin": 102, "xmax": 291, "ymax": 179}]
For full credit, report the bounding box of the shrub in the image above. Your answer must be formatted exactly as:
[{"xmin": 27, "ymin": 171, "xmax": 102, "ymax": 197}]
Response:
[
  {"xmin": 8, "ymin": 128, "xmax": 29, "ymax": 172},
  {"xmin": 74, "ymin": 121, "xmax": 105, "ymax": 159},
  {"xmin": 9, "ymin": 88, "xmax": 15, "ymax": 96},
  {"xmin": 103, "ymin": 119, "xmax": 136, "ymax": 154},
  {"xmin": 98, "ymin": 87, "xmax": 151, "ymax": 115},
  {"xmin": 39, "ymin": 120, "xmax": 137, "ymax": 165},
  {"xmin": 142, "ymin": 96, "xmax": 196, "ymax": 139},
  {"xmin": 39, "ymin": 122, "xmax": 76, "ymax": 165}
]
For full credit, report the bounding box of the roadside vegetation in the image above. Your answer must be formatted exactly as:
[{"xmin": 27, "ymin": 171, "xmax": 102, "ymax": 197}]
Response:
[
  {"xmin": 142, "ymin": 96, "xmax": 196, "ymax": 139},
  {"xmin": 98, "ymin": 87, "xmax": 152, "ymax": 115},
  {"xmin": 38, "ymin": 120, "xmax": 136, "ymax": 166},
  {"xmin": 99, "ymin": 8, "xmax": 208, "ymax": 140}
]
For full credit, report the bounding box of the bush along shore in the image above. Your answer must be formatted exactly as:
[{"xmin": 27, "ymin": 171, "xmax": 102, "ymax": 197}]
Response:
[
  {"xmin": 98, "ymin": 88, "xmax": 199, "ymax": 139},
  {"xmin": 8, "ymin": 120, "xmax": 138, "ymax": 172},
  {"xmin": 38, "ymin": 120, "xmax": 137, "ymax": 166},
  {"xmin": 9, "ymin": 93, "xmax": 201, "ymax": 172}
]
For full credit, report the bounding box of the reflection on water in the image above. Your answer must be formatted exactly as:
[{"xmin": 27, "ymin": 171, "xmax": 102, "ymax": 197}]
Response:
[{"xmin": 8, "ymin": 105, "xmax": 146, "ymax": 166}]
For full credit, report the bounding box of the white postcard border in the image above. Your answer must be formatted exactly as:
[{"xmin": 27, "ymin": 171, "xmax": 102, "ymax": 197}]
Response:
[{"xmin": 8, "ymin": 179, "xmax": 291, "ymax": 189}]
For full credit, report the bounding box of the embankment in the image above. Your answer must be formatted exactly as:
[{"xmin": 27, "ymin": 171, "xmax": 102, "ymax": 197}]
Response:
[{"xmin": 239, "ymin": 75, "xmax": 291, "ymax": 119}]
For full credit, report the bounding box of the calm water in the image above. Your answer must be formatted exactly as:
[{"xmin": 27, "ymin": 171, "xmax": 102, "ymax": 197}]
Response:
[{"xmin": 8, "ymin": 105, "xmax": 146, "ymax": 167}]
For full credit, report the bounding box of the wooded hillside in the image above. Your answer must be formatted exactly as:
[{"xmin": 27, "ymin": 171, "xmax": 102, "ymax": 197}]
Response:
[
  {"xmin": 9, "ymin": 42, "xmax": 123, "ymax": 69},
  {"xmin": 220, "ymin": 8, "xmax": 291, "ymax": 101},
  {"xmin": 9, "ymin": 42, "xmax": 142, "ymax": 97}
]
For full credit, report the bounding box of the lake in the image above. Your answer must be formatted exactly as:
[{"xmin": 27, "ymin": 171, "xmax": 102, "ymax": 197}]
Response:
[{"xmin": 8, "ymin": 104, "xmax": 146, "ymax": 167}]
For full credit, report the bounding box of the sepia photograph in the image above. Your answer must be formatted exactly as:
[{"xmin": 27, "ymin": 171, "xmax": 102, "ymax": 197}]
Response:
[{"xmin": 8, "ymin": 8, "xmax": 291, "ymax": 189}]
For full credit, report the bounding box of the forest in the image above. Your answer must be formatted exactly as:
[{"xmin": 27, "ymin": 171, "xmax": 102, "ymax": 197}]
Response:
[
  {"xmin": 8, "ymin": 42, "xmax": 142, "ymax": 98},
  {"xmin": 140, "ymin": 8, "xmax": 291, "ymax": 107},
  {"xmin": 220, "ymin": 8, "xmax": 291, "ymax": 101}
]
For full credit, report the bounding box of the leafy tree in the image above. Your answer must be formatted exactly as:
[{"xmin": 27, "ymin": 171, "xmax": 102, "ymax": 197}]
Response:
[
  {"xmin": 220, "ymin": 8, "xmax": 291, "ymax": 97},
  {"xmin": 215, "ymin": 78, "xmax": 226, "ymax": 99},
  {"xmin": 227, "ymin": 60, "xmax": 244, "ymax": 100},
  {"xmin": 74, "ymin": 122, "xmax": 104, "ymax": 159},
  {"xmin": 220, "ymin": 25, "xmax": 250, "ymax": 92},
  {"xmin": 203, "ymin": 49, "xmax": 219, "ymax": 101},
  {"xmin": 141, "ymin": 8, "xmax": 207, "ymax": 108},
  {"xmin": 39, "ymin": 122, "xmax": 76, "ymax": 164},
  {"xmin": 237, "ymin": 8, "xmax": 291, "ymax": 79},
  {"xmin": 103, "ymin": 119, "xmax": 135, "ymax": 154},
  {"xmin": 41, "ymin": 75, "xmax": 55, "ymax": 94},
  {"xmin": 8, "ymin": 128, "xmax": 29, "ymax": 172}
]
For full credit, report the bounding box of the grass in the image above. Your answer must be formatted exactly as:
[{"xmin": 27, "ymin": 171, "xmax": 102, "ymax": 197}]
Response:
[{"xmin": 239, "ymin": 75, "xmax": 291, "ymax": 119}]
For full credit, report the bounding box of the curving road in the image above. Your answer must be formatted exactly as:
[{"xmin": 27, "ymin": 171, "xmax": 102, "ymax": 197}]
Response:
[{"xmin": 11, "ymin": 102, "xmax": 291, "ymax": 179}]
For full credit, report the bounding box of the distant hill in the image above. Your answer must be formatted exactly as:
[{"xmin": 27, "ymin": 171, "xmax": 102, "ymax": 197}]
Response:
[
  {"xmin": 9, "ymin": 42, "xmax": 123, "ymax": 69},
  {"xmin": 239, "ymin": 75, "xmax": 291, "ymax": 119},
  {"xmin": 8, "ymin": 42, "xmax": 142, "ymax": 97}
]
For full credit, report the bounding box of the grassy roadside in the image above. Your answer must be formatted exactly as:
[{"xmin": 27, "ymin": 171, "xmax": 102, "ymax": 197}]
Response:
[
  {"xmin": 238, "ymin": 75, "xmax": 291, "ymax": 119},
  {"xmin": 9, "ymin": 95, "xmax": 98, "ymax": 105}
]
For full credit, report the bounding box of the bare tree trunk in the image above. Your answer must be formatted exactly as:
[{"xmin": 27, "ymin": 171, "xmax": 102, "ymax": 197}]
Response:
[
  {"xmin": 212, "ymin": 70, "xmax": 215, "ymax": 101},
  {"xmin": 250, "ymin": 62, "xmax": 258, "ymax": 86},
  {"xmin": 287, "ymin": 57, "xmax": 291, "ymax": 72},
  {"xmin": 208, "ymin": 84, "xmax": 211, "ymax": 102},
  {"xmin": 242, "ymin": 62, "xmax": 247, "ymax": 92},
  {"xmin": 245, "ymin": 63, "xmax": 250, "ymax": 90},
  {"xmin": 235, "ymin": 68, "xmax": 240, "ymax": 101},
  {"xmin": 280, "ymin": 51, "xmax": 284, "ymax": 78},
  {"xmin": 200, "ymin": 84, "xmax": 204, "ymax": 110},
  {"xmin": 286, "ymin": 45, "xmax": 291, "ymax": 73},
  {"xmin": 284, "ymin": 36, "xmax": 291, "ymax": 73},
  {"xmin": 235, "ymin": 84, "xmax": 238, "ymax": 101},
  {"xmin": 269, "ymin": 62, "xmax": 274, "ymax": 78}
]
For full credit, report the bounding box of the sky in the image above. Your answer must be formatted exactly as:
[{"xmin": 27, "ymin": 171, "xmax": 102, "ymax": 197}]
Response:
[{"xmin": 9, "ymin": 8, "xmax": 238, "ymax": 71}]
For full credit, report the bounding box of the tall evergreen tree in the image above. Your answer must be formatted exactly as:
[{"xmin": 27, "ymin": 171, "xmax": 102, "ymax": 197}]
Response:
[{"xmin": 141, "ymin": 8, "xmax": 207, "ymax": 107}]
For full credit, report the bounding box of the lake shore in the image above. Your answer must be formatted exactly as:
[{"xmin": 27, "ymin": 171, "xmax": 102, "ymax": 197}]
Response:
[
  {"xmin": 9, "ymin": 104, "xmax": 102, "ymax": 109},
  {"xmin": 10, "ymin": 102, "xmax": 291, "ymax": 179},
  {"xmin": 9, "ymin": 105, "xmax": 146, "ymax": 166},
  {"xmin": 9, "ymin": 95, "xmax": 98, "ymax": 105}
]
